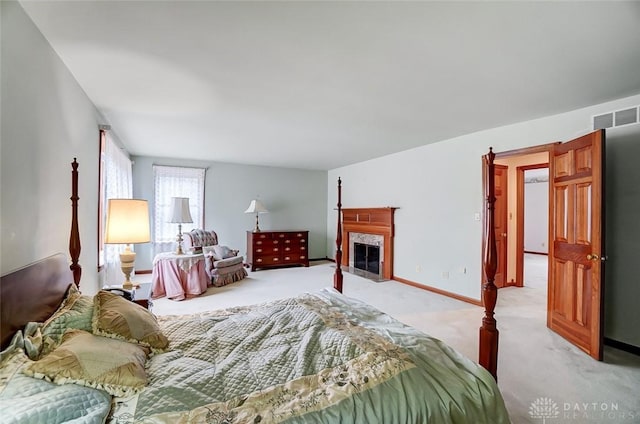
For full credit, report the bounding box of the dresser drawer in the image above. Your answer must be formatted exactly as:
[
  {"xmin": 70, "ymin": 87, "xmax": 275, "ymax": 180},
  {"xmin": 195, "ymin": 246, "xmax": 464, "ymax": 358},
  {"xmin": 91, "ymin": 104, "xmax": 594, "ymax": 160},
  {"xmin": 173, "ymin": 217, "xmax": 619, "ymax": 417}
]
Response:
[
  {"xmin": 253, "ymin": 232, "xmax": 272, "ymax": 241},
  {"xmin": 253, "ymin": 255, "xmax": 281, "ymax": 266},
  {"xmin": 283, "ymin": 253, "xmax": 307, "ymax": 264},
  {"xmin": 254, "ymin": 245, "xmax": 281, "ymax": 255},
  {"xmin": 282, "ymin": 245, "xmax": 306, "ymax": 254}
]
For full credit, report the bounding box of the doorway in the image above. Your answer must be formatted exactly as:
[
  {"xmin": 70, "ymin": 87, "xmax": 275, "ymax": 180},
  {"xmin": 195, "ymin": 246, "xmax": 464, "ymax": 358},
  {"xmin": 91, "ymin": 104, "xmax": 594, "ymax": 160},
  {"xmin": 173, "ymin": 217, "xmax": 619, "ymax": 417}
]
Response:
[
  {"xmin": 483, "ymin": 130, "xmax": 606, "ymax": 360},
  {"xmin": 494, "ymin": 150, "xmax": 550, "ymax": 288}
]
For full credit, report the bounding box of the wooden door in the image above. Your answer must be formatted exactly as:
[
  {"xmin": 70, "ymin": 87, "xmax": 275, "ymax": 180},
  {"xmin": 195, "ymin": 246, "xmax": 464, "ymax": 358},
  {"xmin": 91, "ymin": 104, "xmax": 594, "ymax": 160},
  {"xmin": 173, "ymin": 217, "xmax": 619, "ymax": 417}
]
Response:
[
  {"xmin": 548, "ymin": 130, "xmax": 605, "ymax": 360},
  {"xmin": 494, "ymin": 165, "xmax": 508, "ymax": 288}
]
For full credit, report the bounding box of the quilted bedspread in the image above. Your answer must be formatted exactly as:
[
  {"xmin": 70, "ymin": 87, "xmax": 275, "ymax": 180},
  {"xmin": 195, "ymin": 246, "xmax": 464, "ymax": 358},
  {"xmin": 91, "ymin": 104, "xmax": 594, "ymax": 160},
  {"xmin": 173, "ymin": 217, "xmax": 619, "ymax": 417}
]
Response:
[
  {"xmin": 0, "ymin": 332, "xmax": 111, "ymax": 424},
  {"xmin": 110, "ymin": 288, "xmax": 509, "ymax": 423}
]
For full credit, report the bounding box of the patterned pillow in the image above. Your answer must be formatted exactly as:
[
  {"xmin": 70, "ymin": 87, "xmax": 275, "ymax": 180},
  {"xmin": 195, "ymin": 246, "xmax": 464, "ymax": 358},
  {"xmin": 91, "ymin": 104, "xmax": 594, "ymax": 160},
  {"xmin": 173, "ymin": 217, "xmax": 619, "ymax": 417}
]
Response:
[
  {"xmin": 92, "ymin": 290, "xmax": 168, "ymax": 351},
  {"xmin": 23, "ymin": 329, "xmax": 149, "ymax": 397},
  {"xmin": 39, "ymin": 289, "xmax": 94, "ymax": 358}
]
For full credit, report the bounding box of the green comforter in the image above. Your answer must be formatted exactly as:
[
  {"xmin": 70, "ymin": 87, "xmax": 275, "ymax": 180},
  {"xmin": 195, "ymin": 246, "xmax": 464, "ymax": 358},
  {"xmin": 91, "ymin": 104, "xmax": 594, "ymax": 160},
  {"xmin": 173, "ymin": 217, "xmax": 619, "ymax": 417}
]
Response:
[{"xmin": 110, "ymin": 288, "xmax": 509, "ymax": 423}]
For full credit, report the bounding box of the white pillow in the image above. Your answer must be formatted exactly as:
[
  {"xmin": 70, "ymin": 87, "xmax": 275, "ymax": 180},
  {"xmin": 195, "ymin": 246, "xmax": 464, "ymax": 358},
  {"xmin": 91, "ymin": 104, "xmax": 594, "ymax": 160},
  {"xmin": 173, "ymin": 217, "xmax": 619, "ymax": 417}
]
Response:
[
  {"xmin": 203, "ymin": 245, "xmax": 236, "ymax": 260},
  {"xmin": 202, "ymin": 245, "xmax": 216, "ymax": 258},
  {"xmin": 215, "ymin": 245, "xmax": 235, "ymax": 260}
]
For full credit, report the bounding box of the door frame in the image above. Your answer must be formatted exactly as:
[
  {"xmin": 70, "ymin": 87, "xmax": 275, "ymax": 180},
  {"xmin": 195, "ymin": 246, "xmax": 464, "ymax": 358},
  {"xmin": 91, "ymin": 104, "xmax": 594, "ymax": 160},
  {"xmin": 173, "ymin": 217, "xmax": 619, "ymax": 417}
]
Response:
[
  {"xmin": 515, "ymin": 163, "xmax": 550, "ymax": 288},
  {"xmin": 494, "ymin": 164, "xmax": 509, "ymax": 288},
  {"xmin": 481, "ymin": 142, "xmax": 558, "ymax": 297}
]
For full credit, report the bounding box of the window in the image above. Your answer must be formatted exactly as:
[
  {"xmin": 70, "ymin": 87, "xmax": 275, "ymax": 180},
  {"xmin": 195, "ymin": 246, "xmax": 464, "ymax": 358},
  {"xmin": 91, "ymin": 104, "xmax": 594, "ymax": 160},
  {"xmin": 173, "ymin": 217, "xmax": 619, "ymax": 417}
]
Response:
[
  {"xmin": 99, "ymin": 130, "xmax": 133, "ymax": 284},
  {"xmin": 153, "ymin": 165, "xmax": 205, "ymax": 253}
]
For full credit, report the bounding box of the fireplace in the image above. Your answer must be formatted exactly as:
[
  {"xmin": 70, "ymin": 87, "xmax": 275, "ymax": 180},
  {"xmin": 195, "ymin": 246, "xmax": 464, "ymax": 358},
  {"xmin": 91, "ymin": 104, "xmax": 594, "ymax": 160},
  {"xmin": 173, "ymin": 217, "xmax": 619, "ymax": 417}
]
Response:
[
  {"xmin": 354, "ymin": 242, "xmax": 380, "ymax": 275},
  {"xmin": 341, "ymin": 207, "xmax": 397, "ymax": 281}
]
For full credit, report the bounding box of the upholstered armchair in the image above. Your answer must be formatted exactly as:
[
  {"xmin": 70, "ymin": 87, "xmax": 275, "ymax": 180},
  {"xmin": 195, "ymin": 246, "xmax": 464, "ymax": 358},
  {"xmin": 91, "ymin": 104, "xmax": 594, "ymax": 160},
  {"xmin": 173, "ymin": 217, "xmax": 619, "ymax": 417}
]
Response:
[{"xmin": 183, "ymin": 229, "xmax": 247, "ymax": 287}]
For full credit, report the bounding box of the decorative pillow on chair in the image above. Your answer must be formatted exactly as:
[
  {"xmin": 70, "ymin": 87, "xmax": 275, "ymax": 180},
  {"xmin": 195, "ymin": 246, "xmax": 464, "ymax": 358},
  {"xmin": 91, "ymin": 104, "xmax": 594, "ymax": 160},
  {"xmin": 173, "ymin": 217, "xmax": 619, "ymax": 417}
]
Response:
[
  {"xmin": 93, "ymin": 290, "xmax": 168, "ymax": 351},
  {"xmin": 23, "ymin": 329, "xmax": 149, "ymax": 397},
  {"xmin": 203, "ymin": 245, "xmax": 218, "ymax": 259},
  {"xmin": 211, "ymin": 245, "xmax": 237, "ymax": 260}
]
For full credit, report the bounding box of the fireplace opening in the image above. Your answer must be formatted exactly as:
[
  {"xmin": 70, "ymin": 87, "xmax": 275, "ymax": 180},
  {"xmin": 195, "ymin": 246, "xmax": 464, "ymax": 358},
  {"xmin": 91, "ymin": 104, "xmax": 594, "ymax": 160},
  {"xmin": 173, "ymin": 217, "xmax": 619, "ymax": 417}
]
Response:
[{"xmin": 354, "ymin": 242, "xmax": 380, "ymax": 275}]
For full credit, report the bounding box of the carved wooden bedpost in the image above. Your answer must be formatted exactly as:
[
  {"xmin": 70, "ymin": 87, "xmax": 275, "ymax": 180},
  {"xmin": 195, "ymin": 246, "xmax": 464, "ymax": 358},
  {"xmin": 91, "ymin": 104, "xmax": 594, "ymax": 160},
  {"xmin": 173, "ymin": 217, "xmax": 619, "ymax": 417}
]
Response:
[
  {"xmin": 334, "ymin": 177, "xmax": 343, "ymax": 293},
  {"xmin": 69, "ymin": 158, "xmax": 82, "ymax": 288},
  {"xmin": 479, "ymin": 148, "xmax": 499, "ymax": 380}
]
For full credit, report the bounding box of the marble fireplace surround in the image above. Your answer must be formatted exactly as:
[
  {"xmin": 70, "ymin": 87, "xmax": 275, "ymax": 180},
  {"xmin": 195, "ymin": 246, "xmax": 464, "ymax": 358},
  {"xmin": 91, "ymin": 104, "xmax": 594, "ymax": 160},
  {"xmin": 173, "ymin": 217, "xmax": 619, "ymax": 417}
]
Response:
[{"xmin": 341, "ymin": 207, "xmax": 397, "ymax": 280}]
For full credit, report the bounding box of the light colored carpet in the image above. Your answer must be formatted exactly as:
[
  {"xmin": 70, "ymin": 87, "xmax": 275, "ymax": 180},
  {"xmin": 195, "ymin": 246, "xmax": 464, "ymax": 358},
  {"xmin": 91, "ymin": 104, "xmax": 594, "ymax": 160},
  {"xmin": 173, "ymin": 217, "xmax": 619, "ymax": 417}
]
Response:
[{"xmin": 140, "ymin": 255, "xmax": 640, "ymax": 423}]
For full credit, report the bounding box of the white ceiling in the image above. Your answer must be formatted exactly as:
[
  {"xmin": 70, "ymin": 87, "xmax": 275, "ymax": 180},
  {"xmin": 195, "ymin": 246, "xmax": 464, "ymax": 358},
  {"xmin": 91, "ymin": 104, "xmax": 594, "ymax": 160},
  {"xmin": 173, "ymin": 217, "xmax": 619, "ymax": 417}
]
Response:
[{"xmin": 20, "ymin": 1, "xmax": 640, "ymax": 170}]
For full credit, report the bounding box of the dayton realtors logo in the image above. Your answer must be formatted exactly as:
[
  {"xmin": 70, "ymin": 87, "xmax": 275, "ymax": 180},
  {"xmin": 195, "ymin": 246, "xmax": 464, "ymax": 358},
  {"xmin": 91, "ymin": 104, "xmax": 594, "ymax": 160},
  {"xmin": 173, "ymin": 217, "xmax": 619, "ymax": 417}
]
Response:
[
  {"xmin": 530, "ymin": 397, "xmax": 637, "ymax": 422},
  {"xmin": 529, "ymin": 397, "xmax": 560, "ymax": 423}
]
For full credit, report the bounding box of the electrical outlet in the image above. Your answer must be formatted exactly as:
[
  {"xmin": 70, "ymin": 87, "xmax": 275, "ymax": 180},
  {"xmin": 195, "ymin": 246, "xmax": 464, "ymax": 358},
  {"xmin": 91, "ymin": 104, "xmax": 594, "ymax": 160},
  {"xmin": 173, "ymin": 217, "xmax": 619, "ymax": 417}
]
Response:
[
  {"xmin": 461, "ymin": 267, "xmax": 467, "ymax": 274},
  {"xmin": 474, "ymin": 213, "xmax": 481, "ymax": 221},
  {"xmin": 416, "ymin": 265, "xmax": 422, "ymax": 273},
  {"xmin": 442, "ymin": 271, "xmax": 449, "ymax": 279}
]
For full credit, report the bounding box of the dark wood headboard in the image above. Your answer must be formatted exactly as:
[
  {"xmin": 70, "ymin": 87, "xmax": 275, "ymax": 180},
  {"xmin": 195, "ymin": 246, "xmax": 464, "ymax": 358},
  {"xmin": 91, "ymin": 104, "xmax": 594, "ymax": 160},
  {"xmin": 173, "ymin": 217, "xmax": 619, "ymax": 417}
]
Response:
[{"xmin": 0, "ymin": 253, "xmax": 72, "ymax": 349}]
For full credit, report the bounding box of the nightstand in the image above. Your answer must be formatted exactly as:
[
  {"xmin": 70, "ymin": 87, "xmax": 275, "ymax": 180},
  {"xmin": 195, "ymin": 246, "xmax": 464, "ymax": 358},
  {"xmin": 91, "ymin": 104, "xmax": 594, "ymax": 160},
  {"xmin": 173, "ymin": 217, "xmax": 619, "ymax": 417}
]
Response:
[
  {"xmin": 132, "ymin": 282, "xmax": 153, "ymax": 310},
  {"xmin": 104, "ymin": 282, "xmax": 153, "ymax": 310}
]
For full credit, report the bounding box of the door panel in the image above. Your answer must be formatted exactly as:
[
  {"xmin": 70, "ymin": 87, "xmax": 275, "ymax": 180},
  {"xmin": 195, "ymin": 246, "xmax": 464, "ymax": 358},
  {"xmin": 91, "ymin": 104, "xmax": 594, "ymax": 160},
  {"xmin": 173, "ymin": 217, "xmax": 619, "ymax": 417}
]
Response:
[
  {"xmin": 548, "ymin": 130, "xmax": 604, "ymax": 360},
  {"xmin": 494, "ymin": 165, "xmax": 508, "ymax": 288}
]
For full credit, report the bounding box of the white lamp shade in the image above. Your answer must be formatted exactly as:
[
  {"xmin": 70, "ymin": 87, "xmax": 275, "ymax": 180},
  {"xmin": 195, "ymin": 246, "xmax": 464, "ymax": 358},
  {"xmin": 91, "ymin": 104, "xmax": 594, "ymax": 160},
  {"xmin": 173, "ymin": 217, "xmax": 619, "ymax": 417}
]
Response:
[
  {"xmin": 244, "ymin": 199, "xmax": 269, "ymax": 214},
  {"xmin": 169, "ymin": 197, "xmax": 193, "ymax": 223},
  {"xmin": 104, "ymin": 199, "xmax": 151, "ymax": 244}
]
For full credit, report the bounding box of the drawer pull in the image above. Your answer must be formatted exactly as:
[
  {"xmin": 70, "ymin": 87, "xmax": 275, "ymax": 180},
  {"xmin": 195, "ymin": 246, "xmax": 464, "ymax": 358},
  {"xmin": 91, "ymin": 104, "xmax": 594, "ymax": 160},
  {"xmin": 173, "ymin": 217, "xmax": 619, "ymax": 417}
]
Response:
[
  {"xmin": 285, "ymin": 240, "xmax": 291, "ymax": 244},
  {"xmin": 256, "ymin": 248, "xmax": 263, "ymax": 253},
  {"xmin": 256, "ymin": 241, "xmax": 262, "ymax": 245},
  {"xmin": 259, "ymin": 234, "xmax": 267, "ymax": 239},
  {"xmin": 256, "ymin": 259, "xmax": 262, "ymax": 263},
  {"xmin": 300, "ymin": 246, "xmax": 306, "ymax": 250},
  {"xmin": 273, "ymin": 240, "xmax": 279, "ymax": 245},
  {"xmin": 285, "ymin": 247, "xmax": 291, "ymax": 251},
  {"xmin": 300, "ymin": 255, "xmax": 306, "ymax": 259},
  {"xmin": 273, "ymin": 248, "xmax": 279, "ymax": 252},
  {"xmin": 279, "ymin": 234, "xmax": 285, "ymax": 238},
  {"xmin": 285, "ymin": 256, "xmax": 291, "ymax": 260},
  {"xmin": 274, "ymin": 258, "xmax": 279, "ymax": 261},
  {"xmin": 300, "ymin": 239, "xmax": 306, "ymax": 243},
  {"xmin": 297, "ymin": 233, "xmax": 302, "ymax": 237}
]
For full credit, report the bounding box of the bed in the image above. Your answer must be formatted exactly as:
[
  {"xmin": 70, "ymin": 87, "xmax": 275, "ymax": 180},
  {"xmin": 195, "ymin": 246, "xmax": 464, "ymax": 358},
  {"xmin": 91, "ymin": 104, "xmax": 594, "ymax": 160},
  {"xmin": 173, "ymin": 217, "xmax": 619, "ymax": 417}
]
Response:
[{"xmin": 0, "ymin": 156, "xmax": 508, "ymax": 423}]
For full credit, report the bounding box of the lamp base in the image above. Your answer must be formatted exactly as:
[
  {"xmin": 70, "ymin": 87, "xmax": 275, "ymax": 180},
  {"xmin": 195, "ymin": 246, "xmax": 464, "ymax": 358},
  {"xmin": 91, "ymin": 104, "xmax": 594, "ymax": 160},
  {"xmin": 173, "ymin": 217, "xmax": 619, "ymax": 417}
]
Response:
[
  {"xmin": 119, "ymin": 245, "xmax": 136, "ymax": 290},
  {"xmin": 254, "ymin": 213, "xmax": 261, "ymax": 232},
  {"xmin": 175, "ymin": 224, "xmax": 185, "ymax": 254}
]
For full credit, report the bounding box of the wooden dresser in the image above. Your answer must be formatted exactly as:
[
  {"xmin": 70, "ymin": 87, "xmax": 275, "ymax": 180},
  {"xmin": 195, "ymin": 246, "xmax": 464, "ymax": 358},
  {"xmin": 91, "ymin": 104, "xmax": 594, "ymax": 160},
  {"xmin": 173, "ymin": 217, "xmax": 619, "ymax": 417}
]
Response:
[{"xmin": 246, "ymin": 230, "xmax": 309, "ymax": 271}]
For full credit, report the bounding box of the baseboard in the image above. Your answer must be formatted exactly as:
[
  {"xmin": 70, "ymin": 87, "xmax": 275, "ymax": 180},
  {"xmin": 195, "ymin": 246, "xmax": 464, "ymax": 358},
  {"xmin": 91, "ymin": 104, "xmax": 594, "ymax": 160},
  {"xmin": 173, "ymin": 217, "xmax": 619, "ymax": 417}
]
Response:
[
  {"xmin": 393, "ymin": 276, "xmax": 483, "ymax": 307},
  {"xmin": 604, "ymin": 337, "xmax": 640, "ymax": 356},
  {"xmin": 524, "ymin": 251, "xmax": 548, "ymax": 256},
  {"xmin": 310, "ymin": 257, "xmax": 331, "ymax": 262},
  {"xmin": 135, "ymin": 270, "xmax": 152, "ymax": 275}
]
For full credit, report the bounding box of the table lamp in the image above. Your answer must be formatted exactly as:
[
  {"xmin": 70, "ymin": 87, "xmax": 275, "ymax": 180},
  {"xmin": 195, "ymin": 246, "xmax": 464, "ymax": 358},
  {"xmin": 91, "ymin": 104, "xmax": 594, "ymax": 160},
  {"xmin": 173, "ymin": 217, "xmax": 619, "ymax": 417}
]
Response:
[
  {"xmin": 244, "ymin": 199, "xmax": 268, "ymax": 232},
  {"xmin": 169, "ymin": 197, "xmax": 193, "ymax": 254},
  {"xmin": 104, "ymin": 199, "xmax": 151, "ymax": 289}
]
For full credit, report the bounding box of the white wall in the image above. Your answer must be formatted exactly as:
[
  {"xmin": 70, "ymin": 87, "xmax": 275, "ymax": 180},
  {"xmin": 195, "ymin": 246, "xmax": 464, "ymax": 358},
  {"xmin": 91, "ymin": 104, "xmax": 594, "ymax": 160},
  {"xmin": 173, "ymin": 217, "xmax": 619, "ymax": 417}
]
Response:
[
  {"xmin": 524, "ymin": 180, "xmax": 548, "ymax": 254},
  {"xmin": 328, "ymin": 93, "xmax": 640, "ymax": 304},
  {"xmin": 132, "ymin": 156, "xmax": 327, "ymax": 271},
  {"xmin": 0, "ymin": 1, "xmax": 107, "ymax": 295}
]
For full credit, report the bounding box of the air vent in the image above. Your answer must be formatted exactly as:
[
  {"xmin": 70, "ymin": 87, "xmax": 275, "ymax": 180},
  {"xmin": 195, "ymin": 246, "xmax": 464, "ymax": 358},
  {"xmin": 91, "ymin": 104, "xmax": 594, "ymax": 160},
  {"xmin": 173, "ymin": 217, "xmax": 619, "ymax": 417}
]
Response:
[{"xmin": 593, "ymin": 106, "xmax": 639, "ymax": 130}]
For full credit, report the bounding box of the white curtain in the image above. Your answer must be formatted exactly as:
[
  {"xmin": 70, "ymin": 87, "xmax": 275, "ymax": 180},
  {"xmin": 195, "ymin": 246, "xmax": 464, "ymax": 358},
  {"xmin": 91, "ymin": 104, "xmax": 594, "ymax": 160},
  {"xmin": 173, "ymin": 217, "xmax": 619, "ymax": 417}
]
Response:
[
  {"xmin": 103, "ymin": 135, "xmax": 133, "ymax": 286},
  {"xmin": 153, "ymin": 165, "xmax": 205, "ymax": 254}
]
